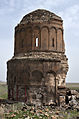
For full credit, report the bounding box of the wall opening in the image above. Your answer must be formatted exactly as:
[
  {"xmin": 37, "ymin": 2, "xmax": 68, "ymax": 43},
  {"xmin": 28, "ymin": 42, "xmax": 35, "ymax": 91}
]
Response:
[
  {"xmin": 32, "ymin": 70, "xmax": 43, "ymax": 83},
  {"xmin": 35, "ymin": 37, "xmax": 39, "ymax": 47},
  {"xmin": 52, "ymin": 38, "xmax": 54, "ymax": 47}
]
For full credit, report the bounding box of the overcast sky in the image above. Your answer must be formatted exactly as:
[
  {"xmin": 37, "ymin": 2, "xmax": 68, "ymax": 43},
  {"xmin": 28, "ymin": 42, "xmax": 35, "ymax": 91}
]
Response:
[{"xmin": 0, "ymin": 0, "xmax": 79, "ymax": 82}]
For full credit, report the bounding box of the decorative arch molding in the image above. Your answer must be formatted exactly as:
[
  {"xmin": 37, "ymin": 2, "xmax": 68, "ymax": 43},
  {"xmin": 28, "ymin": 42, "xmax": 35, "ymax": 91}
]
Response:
[
  {"xmin": 41, "ymin": 26, "xmax": 49, "ymax": 32},
  {"xmin": 32, "ymin": 70, "xmax": 43, "ymax": 77},
  {"xmin": 57, "ymin": 28, "xmax": 63, "ymax": 52},
  {"xmin": 24, "ymin": 27, "xmax": 32, "ymax": 51},
  {"xmin": 31, "ymin": 69, "xmax": 43, "ymax": 75},
  {"xmin": 32, "ymin": 26, "xmax": 41, "ymax": 50},
  {"xmin": 19, "ymin": 28, "xmax": 25, "ymax": 50},
  {"xmin": 57, "ymin": 28, "xmax": 65, "ymax": 52},
  {"xmin": 57, "ymin": 28, "xmax": 63, "ymax": 31},
  {"xmin": 56, "ymin": 67, "xmax": 67, "ymax": 75},
  {"xmin": 41, "ymin": 26, "xmax": 49, "ymax": 50},
  {"xmin": 56, "ymin": 71, "xmax": 66, "ymax": 87},
  {"xmin": 49, "ymin": 27, "xmax": 57, "ymax": 50},
  {"xmin": 45, "ymin": 70, "xmax": 56, "ymax": 87},
  {"xmin": 46, "ymin": 70, "xmax": 56, "ymax": 76},
  {"xmin": 50, "ymin": 26, "xmax": 57, "ymax": 33}
]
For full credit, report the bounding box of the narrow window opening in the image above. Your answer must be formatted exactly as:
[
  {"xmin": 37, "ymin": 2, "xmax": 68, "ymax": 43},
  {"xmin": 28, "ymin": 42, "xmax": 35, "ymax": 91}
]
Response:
[
  {"xmin": 52, "ymin": 38, "xmax": 54, "ymax": 47},
  {"xmin": 36, "ymin": 37, "xmax": 39, "ymax": 47}
]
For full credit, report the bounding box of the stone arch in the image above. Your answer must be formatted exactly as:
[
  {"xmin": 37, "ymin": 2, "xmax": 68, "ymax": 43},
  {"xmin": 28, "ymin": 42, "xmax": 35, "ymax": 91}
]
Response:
[
  {"xmin": 61, "ymin": 29, "xmax": 65, "ymax": 52},
  {"xmin": 45, "ymin": 70, "xmax": 56, "ymax": 87},
  {"xmin": 49, "ymin": 27, "xmax": 57, "ymax": 50},
  {"xmin": 45, "ymin": 70, "xmax": 57, "ymax": 103},
  {"xmin": 50, "ymin": 26, "xmax": 57, "ymax": 31},
  {"xmin": 41, "ymin": 26, "xmax": 49, "ymax": 50},
  {"xmin": 41, "ymin": 26, "xmax": 49, "ymax": 32},
  {"xmin": 31, "ymin": 70, "xmax": 43, "ymax": 84},
  {"xmin": 57, "ymin": 28, "xmax": 63, "ymax": 52},
  {"xmin": 32, "ymin": 26, "xmax": 40, "ymax": 50},
  {"xmin": 56, "ymin": 67, "xmax": 67, "ymax": 87},
  {"xmin": 20, "ymin": 28, "xmax": 25, "ymax": 50},
  {"xmin": 56, "ymin": 72, "xmax": 66, "ymax": 87},
  {"xmin": 47, "ymin": 70, "xmax": 56, "ymax": 76},
  {"xmin": 24, "ymin": 27, "xmax": 32, "ymax": 51}
]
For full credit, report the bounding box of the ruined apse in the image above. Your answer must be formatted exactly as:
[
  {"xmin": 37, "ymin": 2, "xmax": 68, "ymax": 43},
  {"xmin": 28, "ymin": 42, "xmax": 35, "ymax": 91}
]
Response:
[{"xmin": 7, "ymin": 9, "xmax": 68, "ymax": 105}]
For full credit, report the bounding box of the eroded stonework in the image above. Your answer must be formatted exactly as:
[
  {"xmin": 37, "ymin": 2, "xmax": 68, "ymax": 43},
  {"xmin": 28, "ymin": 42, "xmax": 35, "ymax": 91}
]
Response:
[{"xmin": 7, "ymin": 9, "xmax": 68, "ymax": 105}]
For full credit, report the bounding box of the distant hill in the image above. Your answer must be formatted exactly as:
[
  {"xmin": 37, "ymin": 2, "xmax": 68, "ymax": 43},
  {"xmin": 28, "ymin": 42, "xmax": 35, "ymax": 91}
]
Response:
[
  {"xmin": 66, "ymin": 83, "xmax": 79, "ymax": 87},
  {"xmin": 0, "ymin": 81, "xmax": 6, "ymax": 85},
  {"xmin": 66, "ymin": 83, "xmax": 79, "ymax": 92}
]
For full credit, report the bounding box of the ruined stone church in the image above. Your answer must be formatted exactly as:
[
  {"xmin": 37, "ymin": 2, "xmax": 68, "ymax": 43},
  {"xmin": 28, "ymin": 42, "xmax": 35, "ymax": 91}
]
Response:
[{"xmin": 7, "ymin": 9, "xmax": 68, "ymax": 105}]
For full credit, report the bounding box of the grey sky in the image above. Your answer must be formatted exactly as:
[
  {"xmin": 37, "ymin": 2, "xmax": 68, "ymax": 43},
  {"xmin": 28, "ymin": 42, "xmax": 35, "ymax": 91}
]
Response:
[{"xmin": 0, "ymin": 0, "xmax": 79, "ymax": 82}]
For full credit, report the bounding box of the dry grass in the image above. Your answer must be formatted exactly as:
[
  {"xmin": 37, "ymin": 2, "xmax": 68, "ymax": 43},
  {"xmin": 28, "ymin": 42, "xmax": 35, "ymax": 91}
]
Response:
[
  {"xmin": 66, "ymin": 83, "xmax": 79, "ymax": 92},
  {"xmin": 0, "ymin": 81, "xmax": 8, "ymax": 99}
]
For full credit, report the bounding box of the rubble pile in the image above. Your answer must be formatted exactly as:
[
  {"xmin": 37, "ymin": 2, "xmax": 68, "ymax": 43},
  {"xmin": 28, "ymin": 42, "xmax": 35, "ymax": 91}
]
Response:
[{"xmin": 0, "ymin": 89, "xmax": 79, "ymax": 119}]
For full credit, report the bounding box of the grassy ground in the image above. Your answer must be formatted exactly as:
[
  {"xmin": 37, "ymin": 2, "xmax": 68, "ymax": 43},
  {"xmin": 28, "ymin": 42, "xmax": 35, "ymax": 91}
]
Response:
[
  {"xmin": 0, "ymin": 82, "xmax": 8, "ymax": 99},
  {"xmin": 66, "ymin": 83, "xmax": 79, "ymax": 92},
  {"xmin": 0, "ymin": 82, "xmax": 79, "ymax": 119},
  {"xmin": 4, "ymin": 104, "xmax": 79, "ymax": 119}
]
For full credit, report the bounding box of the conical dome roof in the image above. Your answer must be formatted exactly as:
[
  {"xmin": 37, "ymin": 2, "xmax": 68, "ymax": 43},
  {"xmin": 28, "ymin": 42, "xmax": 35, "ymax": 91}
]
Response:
[{"xmin": 20, "ymin": 9, "xmax": 62, "ymax": 24}]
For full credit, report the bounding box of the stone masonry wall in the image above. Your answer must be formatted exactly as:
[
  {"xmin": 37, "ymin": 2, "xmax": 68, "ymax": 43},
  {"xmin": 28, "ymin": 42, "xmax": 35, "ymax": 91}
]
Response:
[
  {"xmin": 7, "ymin": 9, "xmax": 68, "ymax": 105},
  {"xmin": 7, "ymin": 52, "xmax": 68, "ymax": 105}
]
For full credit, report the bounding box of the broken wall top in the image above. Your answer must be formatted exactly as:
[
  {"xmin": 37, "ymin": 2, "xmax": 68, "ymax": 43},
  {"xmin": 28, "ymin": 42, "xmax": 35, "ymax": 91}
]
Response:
[{"xmin": 20, "ymin": 9, "xmax": 63, "ymax": 24}]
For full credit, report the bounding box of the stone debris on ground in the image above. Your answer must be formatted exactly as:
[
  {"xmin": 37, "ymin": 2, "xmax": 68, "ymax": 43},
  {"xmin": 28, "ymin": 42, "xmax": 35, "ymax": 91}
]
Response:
[
  {"xmin": 0, "ymin": 89, "xmax": 79, "ymax": 119},
  {"xmin": 0, "ymin": 103, "xmax": 78, "ymax": 119}
]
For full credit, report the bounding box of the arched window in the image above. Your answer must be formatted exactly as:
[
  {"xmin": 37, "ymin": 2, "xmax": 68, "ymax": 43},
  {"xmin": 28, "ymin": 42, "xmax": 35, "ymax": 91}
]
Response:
[
  {"xmin": 52, "ymin": 38, "xmax": 54, "ymax": 47},
  {"xmin": 35, "ymin": 37, "xmax": 39, "ymax": 47},
  {"xmin": 32, "ymin": 70, "xmax": 43, "ymax": 83}
]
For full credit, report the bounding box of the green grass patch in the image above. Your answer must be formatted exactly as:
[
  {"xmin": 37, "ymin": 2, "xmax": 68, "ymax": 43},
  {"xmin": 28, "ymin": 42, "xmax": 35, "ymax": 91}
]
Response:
[
  {"xmin": 0, "ymin": 82, "xmax": 8, "ymax": 99},
  {"xmin": 4, "ymin": 109, "xmax": 79, "ymax": 119}
]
